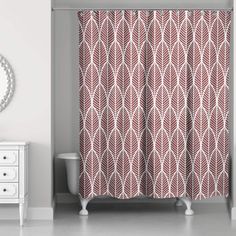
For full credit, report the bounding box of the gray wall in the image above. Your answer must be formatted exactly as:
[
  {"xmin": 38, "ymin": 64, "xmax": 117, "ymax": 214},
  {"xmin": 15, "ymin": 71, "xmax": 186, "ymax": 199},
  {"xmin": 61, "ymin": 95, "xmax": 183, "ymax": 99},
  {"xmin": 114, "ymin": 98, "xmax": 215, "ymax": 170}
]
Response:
[
  {"xmin": 54, "ymin": 10, "xmax": 79, "ymax": 193},
  {"xmin": 53, "ymin": 0, "xmax": 234, "ymax": 203},
  {"xmin": 0, "ymin": 0, "xmax": 53, "ymax": 211}
]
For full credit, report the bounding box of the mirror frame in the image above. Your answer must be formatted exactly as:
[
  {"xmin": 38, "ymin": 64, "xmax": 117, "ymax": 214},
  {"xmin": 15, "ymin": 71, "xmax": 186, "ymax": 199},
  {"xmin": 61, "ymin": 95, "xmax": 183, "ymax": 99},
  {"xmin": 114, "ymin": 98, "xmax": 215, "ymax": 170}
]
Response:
[{"xmin": 0, "ymin": 55, "xmax": 15, "ymax": 112}]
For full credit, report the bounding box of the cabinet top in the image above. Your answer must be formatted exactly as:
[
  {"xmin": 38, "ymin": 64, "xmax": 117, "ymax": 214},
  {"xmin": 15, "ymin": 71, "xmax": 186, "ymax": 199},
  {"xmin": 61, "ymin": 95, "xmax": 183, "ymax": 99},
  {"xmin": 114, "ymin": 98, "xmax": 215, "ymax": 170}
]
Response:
[{"xmin": 0, "ymin": 141, "xmax": 29, "ymax": 146}]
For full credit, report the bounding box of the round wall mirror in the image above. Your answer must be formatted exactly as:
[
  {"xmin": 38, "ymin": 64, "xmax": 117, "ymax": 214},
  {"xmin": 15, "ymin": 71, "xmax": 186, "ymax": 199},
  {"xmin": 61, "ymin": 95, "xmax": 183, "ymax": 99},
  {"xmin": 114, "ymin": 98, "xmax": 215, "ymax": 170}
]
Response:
[{"xmin": 0, "ymin": 55, "xmax": 15, "ymax": 112}]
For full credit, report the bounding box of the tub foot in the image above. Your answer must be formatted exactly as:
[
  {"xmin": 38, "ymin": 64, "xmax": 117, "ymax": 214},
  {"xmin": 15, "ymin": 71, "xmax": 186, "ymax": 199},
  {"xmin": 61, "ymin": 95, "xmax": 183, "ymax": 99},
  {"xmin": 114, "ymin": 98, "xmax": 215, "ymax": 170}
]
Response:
[
  {"xmin": 175, "ymin": 197, "xmax": 183, "ymax": 207},
  {"xmin": 79, "ymin": 198, "xmax": 90, "ymax": 216},
  {"xmin": 180, "ymin": 197, "xmax": 194, "ymax": 216}
]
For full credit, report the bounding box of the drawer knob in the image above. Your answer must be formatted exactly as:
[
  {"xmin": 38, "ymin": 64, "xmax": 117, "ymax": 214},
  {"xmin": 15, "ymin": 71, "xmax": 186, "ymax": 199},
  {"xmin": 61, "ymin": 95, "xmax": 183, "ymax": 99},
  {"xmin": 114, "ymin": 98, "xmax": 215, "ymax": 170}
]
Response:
[
  {"xmin": 3, "ymin": 173, "xmax": 7, "ymax": 176},
  {"xmin": 3, "ymin": 156, "xmax": 6, "ymax": 160},
  {"xmin": 3, "ymin": 188, "xmax": 6, "ymax": 192}
]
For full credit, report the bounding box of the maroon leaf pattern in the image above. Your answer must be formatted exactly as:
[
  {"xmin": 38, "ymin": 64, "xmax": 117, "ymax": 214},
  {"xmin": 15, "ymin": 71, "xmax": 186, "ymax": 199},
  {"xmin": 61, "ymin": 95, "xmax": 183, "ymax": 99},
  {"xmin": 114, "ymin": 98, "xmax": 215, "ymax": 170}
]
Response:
[{"xmin": 78, "ymin": 10, "xmax": 231, "ymax": 200}]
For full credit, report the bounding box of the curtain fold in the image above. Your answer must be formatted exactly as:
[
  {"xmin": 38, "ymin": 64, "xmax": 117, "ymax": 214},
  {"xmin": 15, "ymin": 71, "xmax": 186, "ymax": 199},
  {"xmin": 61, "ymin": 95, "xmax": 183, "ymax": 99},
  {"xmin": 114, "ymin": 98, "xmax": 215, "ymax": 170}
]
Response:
[{"xmin": 78, "ymin": 10, "xmax": 231, "ymax": 200}]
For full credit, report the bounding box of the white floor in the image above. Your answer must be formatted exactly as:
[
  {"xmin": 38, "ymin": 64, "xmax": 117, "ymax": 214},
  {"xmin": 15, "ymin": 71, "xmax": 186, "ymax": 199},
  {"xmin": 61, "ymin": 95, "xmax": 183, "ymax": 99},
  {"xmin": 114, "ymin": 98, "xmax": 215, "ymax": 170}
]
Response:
[{"xmin": 0, "ymin": 201, "xmax": 236, "ymax": 236}]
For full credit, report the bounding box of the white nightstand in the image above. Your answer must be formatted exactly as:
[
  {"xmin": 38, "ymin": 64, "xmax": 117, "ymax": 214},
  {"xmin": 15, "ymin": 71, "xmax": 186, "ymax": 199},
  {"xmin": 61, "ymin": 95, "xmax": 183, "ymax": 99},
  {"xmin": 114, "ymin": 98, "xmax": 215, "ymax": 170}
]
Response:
[{"xmin": 0, "ymin": 142, "xmax": 29, "ymax": 226}]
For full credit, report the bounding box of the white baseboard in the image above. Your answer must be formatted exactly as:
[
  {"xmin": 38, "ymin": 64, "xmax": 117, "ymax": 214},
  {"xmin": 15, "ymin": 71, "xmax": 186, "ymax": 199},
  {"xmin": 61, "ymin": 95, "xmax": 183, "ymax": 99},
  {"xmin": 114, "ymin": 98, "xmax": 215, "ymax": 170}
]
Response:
[
  {"xmin": 0, "ymin": 205, "xmax": 20, "ymax": 220},
  {"xmin": 28, "ymin": 207, "xmax": 54, "ymax": 220},
  {"xmin": 55, "ymin": 193, "xmax": 227, "ymax": 204},
  {"xmin": 0, "ymin": 205, "xmax": 54, "ymax": 220},
  {"xmin": 232, "ymin": 207, "xmax": 236, "ymax": 220}
]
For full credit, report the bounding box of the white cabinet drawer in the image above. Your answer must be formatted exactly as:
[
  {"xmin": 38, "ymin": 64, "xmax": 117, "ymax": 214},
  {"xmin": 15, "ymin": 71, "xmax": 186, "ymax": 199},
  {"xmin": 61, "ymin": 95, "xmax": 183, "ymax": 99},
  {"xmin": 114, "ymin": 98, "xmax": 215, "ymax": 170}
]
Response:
[
  {"xmin": 0, "ymin": 151, "xmax": 18, "ymax": 165},
  {"xmin": 0, "ymin": 183, "xmax": 18, "ymax": 198},
  {"xmin": 0, "ymin": 167, "xmax": 18, "ymax": 182}
]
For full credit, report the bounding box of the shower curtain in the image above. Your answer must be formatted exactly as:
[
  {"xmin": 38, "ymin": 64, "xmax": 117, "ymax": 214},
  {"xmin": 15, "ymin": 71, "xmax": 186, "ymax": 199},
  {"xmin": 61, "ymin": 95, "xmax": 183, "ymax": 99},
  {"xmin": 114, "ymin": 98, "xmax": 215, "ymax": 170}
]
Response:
[{"xmin": 78, "ymin": 10, "xmax": 231, "ymax": 200}]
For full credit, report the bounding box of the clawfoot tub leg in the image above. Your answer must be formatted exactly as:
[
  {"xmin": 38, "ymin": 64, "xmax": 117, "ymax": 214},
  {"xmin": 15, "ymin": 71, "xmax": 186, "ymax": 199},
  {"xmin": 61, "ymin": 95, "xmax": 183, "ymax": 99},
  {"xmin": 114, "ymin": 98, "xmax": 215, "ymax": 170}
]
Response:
[
  {"xmin": 180, "ymin": 197, "xmax": 194, "ymax": 216},
  {"xmin": 79, "ymin": 198, "xmax": 91, "ymax": 216}
]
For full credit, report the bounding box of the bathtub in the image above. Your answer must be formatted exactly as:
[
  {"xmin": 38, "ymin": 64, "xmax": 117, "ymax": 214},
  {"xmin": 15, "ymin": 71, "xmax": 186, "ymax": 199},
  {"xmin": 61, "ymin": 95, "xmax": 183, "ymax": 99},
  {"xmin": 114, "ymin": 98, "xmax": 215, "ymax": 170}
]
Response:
[{"xmin": 56, "ymin": 153, "xmax": 194, "ymax": 216}]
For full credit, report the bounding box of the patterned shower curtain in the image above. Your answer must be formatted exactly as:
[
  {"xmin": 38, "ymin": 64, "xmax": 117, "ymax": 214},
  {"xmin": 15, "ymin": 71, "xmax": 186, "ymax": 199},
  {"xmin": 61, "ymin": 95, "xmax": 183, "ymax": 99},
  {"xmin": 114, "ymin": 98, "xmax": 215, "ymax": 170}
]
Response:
[{"xmin": 78, "ymin": 10, "xmax": 231, "ymax": 200}]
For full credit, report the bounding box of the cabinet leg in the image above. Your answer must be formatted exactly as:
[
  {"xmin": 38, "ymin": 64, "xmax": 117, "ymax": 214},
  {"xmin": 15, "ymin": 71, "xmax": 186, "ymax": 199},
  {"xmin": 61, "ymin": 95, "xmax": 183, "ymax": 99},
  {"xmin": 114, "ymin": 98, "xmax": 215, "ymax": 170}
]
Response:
[{"xmin": 19, "ymin": 203, "xmax": 24, "ymax": 226}]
